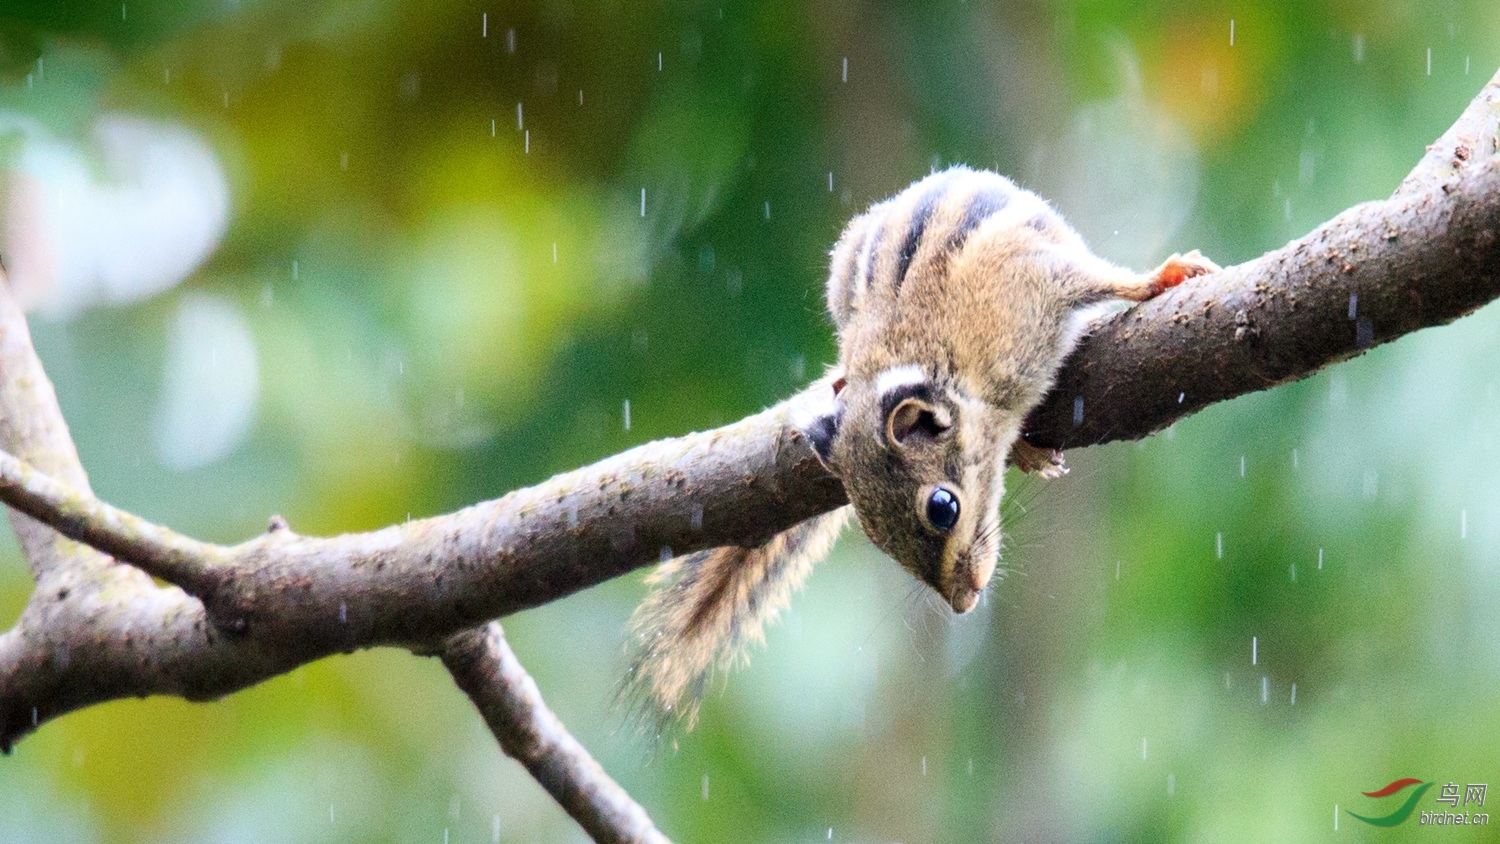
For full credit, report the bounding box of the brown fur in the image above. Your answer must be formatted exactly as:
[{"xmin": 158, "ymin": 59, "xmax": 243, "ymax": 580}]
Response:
[
  {"xmin": 624, "ymin": 507, "xmax": 848, "ymax": 729},
  {"xmin": 823, "ymin": 167, "xmax": 1216, "ymax": 612},
  {"xmin": 625, "ymin": 166, "xmax": 1217, "ymax": 728}
]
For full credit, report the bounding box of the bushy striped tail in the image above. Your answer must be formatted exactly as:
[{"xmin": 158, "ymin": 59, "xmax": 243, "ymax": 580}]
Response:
[{"xmin": 623, "ymin": 506, "xmax": 850, "ymax": 731}]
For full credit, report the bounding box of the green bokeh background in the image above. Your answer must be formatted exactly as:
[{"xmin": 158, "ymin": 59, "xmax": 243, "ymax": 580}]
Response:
[{"xmin": 1, "ymin": 1, "xmax": 1499, "ymax": 841}]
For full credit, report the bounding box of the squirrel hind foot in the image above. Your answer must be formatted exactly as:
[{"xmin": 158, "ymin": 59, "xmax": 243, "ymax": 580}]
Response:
[{"xmin": 1147, "ymin": 250, "xmax": 1222, "ymax": 294}]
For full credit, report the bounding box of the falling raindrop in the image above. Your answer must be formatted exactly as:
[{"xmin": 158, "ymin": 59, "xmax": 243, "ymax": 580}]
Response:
[
  {"xmin": 1072, "ymin": 396, "xmax": 1084, "ymax": 426},
  {"xmin": 623, "ymin": 399, "xmax": 631, "ymax": 431},
  {"xmin": 828, "ymin": 171, "xmax": 834, "ymax": 192},
  {"xmin": 1252, "ymin": 636, "xmax": 1258, "ymax": 665},
  {"xmin": 841, "ymin": 57, "xmax": 848, "ymax": 82},
  {"xmin": 921, "ymin": 756, "xmax": 928, "ymax": 776},
  {"xmin": 506, "ymin": 28, "xmax": 515, "ymax": 53},
  {"xmin": 1239, "ymin": 455, "xmax": 1246, "ymax": 477},
  {"xmin": 1216, "ymin": 532, "xmax": 1223, "ymax": 559},
  {"xmin": 516, "ymin": 102, "xmax": 523, "ymax": 130},
  {"xmin": 1141, "ymin": 738, "xmax": 1148, "ymax": 760},
  {"xmin": 701, "ymin": 774, "xmax": 709, "ymax": 800},
  {"xmin": 1260, "ymin": 676, "xmax": 1269, "ymax": 704},
  {"xmin": 492, "ymin": 815, "xmax": 501, "ymax": 843},
  {"xmin": 1317, "ymin": 548, "xmax": 1324, "ymax": 569},
  {"xmin": 1353, "ymin": 34, "xmax": 1365, "ymax": 63},
  {"xmin": 1290, "ymin": 683, "xmax": 1298, "ymax": 705},
  {"xmin": 1229, "ymin": 18, "xmax": 1235, "ymax": 45},
  {"xmin": 641, "ymin": 188, "xmax": 646, "ymax": 217},
  {"xmin": 482, "ymin": 13, "xmax": 487, "ymax": 37},
  {"xmin": 1426, "ymin": 47, "xmax": 1432, "ymax": 75}
]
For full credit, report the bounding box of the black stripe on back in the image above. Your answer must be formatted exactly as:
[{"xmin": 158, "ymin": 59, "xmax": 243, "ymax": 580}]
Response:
[
  {"xmin": 832, "ymin": 226, "xmax": 868, "ymax": 291},
  {"xmin": 829, "ymin": 218, "xmax": 873, "ymax": 317},
  {"xmin": 944, "ymin": 184, "xmax": 1011, "ymax": 256},
  {"xmin": 892, "ymin": 176, "xmax": 954, "ymax": 291},
  {"xmin": 856, "ymin": 213, "xmax": 886, "ymax": 298}
]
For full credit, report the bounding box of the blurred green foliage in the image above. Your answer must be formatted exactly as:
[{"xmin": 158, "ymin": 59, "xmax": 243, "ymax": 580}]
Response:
[{"xmin": 1, "ymin": 0, "xmax": 1499, "ymax": 841}]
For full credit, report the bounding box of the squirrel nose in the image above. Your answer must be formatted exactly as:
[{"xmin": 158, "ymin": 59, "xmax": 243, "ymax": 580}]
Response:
[{"xmin": 951, "ymin": 589, "xmax": 979, "ymax": 613}]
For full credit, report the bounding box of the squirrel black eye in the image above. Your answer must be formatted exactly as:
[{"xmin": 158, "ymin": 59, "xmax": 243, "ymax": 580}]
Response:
[{"xmin": 925, "ymin": 487, "xmax": 960, "ymax": 532}]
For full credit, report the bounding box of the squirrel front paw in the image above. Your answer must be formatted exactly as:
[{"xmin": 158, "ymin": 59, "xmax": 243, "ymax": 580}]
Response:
[{"xmin": 1010, "ymin": 439, "xmax": 1068, "ymax": 479}]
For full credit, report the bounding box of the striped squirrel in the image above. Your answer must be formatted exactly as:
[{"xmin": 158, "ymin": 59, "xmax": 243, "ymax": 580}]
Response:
[{"xmin": 625, "ymin": 166, "xmax": 1217, "ymax": 727}]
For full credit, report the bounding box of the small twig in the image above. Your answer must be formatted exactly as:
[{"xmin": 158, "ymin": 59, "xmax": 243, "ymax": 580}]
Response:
[
  {"xmin": 442, "ymin": 624, "xmax": 673, "ymax": 844},
  {"xmin": 0, "ymin": 449, "xmax": 225, "ymax": 593}
]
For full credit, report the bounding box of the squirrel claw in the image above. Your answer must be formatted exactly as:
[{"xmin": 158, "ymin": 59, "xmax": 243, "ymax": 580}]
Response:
[
  {"xmin": 1152, "ymin": 250, "xmax": 1222, "ymax": 290},
  {"xmin": 1010, "ymin": 439, "xmax": 1068, "ymax": 478}
]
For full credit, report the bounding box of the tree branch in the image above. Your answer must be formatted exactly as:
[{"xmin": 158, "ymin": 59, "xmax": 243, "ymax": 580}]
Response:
[
  {"xmin": 443, "ymin": 625, "xmax": 671, "ymax": 844},
  {"xmin": 1023, "ymin": 153, "xmax": 1500, "ymax": 447}
]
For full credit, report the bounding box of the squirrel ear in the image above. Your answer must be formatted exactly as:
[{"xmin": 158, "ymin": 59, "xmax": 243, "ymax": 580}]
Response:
[
  {"xmin": 875, "ymin": 367, "xmax": 948, "ymax": 448},
  {"xmin": 886, "ymin": 397, "xmax": 948, "ymax": 446}
]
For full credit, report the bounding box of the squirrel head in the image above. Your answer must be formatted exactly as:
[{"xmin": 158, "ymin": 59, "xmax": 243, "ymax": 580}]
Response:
[{"xmin": 807, "ymin": 365, "xmax": 1009, "ymax": 613}]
